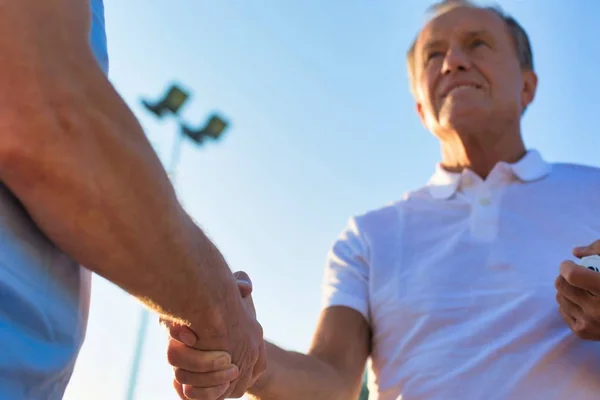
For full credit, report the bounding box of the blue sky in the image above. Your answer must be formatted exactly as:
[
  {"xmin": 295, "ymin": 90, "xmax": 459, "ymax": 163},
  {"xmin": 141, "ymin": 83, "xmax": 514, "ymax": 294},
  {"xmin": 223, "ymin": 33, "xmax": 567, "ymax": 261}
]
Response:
[{"xmin": 64, "ymin": 1, "xmax": 600, "ymax": 399}]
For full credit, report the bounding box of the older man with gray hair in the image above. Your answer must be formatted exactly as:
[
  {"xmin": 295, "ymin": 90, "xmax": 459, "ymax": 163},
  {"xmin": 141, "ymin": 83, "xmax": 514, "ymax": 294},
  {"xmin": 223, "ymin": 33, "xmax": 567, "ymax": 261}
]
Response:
[{"xmin": 164, "ymin": 1, "xmax": 600, "ymax": 399}]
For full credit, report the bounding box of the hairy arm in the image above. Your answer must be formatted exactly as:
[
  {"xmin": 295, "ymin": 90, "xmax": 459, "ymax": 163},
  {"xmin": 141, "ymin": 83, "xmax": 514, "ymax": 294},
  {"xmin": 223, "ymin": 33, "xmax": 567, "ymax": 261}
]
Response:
[
  {"xmin": 248, "ymin": 306, "xmax": 371, "ymax": 400},
  {"xmin": 0, "ymin": 0, "xmax": 251, "ymax": 348}
]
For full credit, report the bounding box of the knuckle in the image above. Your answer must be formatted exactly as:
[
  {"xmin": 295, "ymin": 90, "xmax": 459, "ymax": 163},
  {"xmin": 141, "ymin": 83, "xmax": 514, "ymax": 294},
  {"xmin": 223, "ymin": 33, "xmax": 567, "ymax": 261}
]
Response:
[
  {"xmin": 169, "ymin": 343, "xmax": 225, "ymax": 372},
  {"xmin": 167, "ymin": 345, "xmax": 183, "ymax": 367},
  {"xmin": 183, "ymin": 386, "xmax": 205, "ymax": 400},
  {"xmin": 185, "ymin": 384, "xmax": 228, "ymax": 400},
  {"xmin": 573, "ymin": 325, "xmax": 585, "ymax": 337},
  {"xmin": 176, "ymin": 368, "xmax": 234, "ymax": 388},
  {"xmin": 215, "ymin": 368, "xmax": 237, "ymax": 385},
  {"xmin": 560, "ymin": 260, "xmax": 572, "ymax": 268},
  {"xmin": 589, "ymin": 308, "xmax": 600, "ymax": 322},
  {"xmin": 183, "ymin": 387, "xmax": 205, "ymax": 400},
  {"xmin": 201, "ymin": 369, "xmax": 231, "ymax": 387},
  {"xmin": 562, "ymin": 267, "xmax": 576, "ymax": 283},
  {"xmin": 174, "ymin": 368, "xmax": 192, "ymax": 385},
  {"xmin": 209, "ymin": 352, "xmax": 230, "ymax": 371},
  {"xmin": 220, "ymin": 351, "xmax": 232, "ymax": 364},
  {"xmin": 574, "ymin": 319, "xmax": 590, "ymax": 336},
  {"xmin": 581, "ymin": 320, "xmax": 591, "ymax": 332},
  {"xmin": 165, "ymin": 323, "xmax": 182, "ymax": 338}
]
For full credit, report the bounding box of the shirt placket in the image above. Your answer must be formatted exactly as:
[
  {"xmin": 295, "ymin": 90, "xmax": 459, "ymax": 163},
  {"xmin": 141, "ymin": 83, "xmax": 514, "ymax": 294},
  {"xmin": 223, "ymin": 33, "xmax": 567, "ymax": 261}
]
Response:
[{"xmin": 463, "ymin": 171, "xmax": 506, "ymax": 242}]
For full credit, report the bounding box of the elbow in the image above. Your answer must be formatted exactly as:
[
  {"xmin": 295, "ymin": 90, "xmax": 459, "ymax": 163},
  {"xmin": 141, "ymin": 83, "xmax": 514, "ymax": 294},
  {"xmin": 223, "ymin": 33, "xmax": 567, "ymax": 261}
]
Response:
[{"xmin": 0, "ymin": 100, "xmax": 86, "ymax": 179}]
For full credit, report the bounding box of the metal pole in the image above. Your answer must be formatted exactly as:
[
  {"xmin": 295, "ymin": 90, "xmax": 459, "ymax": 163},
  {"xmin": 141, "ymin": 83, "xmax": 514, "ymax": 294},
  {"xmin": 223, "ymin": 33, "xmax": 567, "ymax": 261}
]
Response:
[
  {"xmin": 125, "ymin": 309, "xmax": 149, "ymax": 400},
  {"xmin": 125, "ymin": 128, "xmax": 185, "ymax": 400}
]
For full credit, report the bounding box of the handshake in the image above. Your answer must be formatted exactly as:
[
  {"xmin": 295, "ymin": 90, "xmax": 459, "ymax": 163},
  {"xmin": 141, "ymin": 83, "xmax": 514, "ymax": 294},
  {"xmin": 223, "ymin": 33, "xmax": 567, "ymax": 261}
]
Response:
[{"xmin": 163, "ymin": 271, "xmax": 267, "ymax": 400}]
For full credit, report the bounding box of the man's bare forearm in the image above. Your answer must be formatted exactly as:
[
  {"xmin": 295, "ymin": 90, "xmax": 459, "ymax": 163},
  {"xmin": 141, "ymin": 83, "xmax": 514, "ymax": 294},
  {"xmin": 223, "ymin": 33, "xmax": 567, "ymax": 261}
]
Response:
[
  {"xmin": 0, "ymin": 2, "xmax": 241, "ymax": 335},
  {"xmin": 247, "ymin": 342, "xmax": 355, "ymax": 400}
]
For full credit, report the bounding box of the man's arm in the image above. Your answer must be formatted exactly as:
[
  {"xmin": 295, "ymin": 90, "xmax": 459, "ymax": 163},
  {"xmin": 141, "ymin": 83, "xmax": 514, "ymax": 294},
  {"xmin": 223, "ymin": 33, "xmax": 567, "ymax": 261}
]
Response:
[
  {"xmin": 0, "ymin": 1, "xmax": 263, "ymax": 394},
  {"xmin": 166, "ymin": 305, "xmax": 371, "ymax": 400},
  {"xmin": 249, "ymin": 306, "xmax": 371, "ymax": 400}
]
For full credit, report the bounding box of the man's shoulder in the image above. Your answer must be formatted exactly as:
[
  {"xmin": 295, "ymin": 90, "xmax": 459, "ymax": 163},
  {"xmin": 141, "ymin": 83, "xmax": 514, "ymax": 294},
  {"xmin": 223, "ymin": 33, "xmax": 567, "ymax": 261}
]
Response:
[
  {"xmin": 551, "ymin": 162, "xmax": 600, "ymax": 173},
  {"xmin": 350, "ymin": 188, "xmax": 428, "ymax": 235},
  {"xmin": 548, "ymin": 162, "xmax": 600, "ymax": 183}
]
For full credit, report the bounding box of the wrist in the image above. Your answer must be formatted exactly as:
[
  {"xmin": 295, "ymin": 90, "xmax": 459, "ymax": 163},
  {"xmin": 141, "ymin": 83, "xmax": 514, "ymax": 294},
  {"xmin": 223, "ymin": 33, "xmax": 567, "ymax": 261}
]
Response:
[
  {"xmin": 246, "ymin": 341, "xmax": 274, "ymax": 396},
  {"xmin": 188, "ymin": 273, "xmax": 244, "ymax": 345},
  {"xmin": 246, "ymin": 367, "xmax": 273, "ymax": 397}
]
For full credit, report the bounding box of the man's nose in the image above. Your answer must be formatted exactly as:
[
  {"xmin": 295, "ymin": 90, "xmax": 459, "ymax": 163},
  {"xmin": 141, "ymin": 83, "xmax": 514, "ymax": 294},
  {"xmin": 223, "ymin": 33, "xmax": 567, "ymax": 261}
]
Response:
[{"xmin": 442, "ymin": 47, "xmax": 471, "ymax": 74}]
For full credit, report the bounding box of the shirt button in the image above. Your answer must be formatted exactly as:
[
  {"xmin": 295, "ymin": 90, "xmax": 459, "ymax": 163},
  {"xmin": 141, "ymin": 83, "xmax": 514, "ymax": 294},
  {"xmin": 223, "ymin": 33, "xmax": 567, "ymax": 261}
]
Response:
[{"xmin": 479, "ymin": 198, "xmax": 491, "ymax": 206}]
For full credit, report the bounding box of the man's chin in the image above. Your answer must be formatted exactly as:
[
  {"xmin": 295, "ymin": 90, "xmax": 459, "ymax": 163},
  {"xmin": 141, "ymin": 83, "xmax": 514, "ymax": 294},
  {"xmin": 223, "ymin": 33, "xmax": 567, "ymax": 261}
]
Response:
[{"xmin": 439, "ymin": 106, "xmax": 488, "ymax": 130}]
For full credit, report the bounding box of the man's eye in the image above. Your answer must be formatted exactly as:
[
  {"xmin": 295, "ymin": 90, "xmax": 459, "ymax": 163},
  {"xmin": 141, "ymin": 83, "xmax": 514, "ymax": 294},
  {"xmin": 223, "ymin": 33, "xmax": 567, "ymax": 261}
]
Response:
[
  {"xmin": 426, "ymin": 51, "xmax": 443, "ymax": 62},
  {"xmin": 472, "ymin": 39, "xmax": 487, "ymax": 47}
]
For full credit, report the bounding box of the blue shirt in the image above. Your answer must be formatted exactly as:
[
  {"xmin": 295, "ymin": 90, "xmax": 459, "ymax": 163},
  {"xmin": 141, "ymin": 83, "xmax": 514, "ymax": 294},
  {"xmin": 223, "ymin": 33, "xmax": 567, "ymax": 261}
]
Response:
[{"xmin": 0, "ymin": 1, "xmax": 108, "ymax": 398}]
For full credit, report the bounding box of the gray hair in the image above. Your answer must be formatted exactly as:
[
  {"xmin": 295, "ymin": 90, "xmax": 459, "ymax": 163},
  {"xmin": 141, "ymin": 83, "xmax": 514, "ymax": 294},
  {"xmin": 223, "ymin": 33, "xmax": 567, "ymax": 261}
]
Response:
[{"xmin": 406, "ymin": 0, "xmax": 534, "ymax": 96}]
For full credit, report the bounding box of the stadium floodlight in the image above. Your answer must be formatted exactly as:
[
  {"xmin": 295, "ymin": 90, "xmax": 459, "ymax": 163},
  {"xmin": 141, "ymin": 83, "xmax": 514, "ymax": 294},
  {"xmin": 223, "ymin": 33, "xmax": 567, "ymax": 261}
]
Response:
[
  {"xmin": 141, "ymin": 84, "xmax": 191, "ymax": 118},
  {"xmin": 181, "ymin": 114, "xmax": 229, "ymax": 144}
]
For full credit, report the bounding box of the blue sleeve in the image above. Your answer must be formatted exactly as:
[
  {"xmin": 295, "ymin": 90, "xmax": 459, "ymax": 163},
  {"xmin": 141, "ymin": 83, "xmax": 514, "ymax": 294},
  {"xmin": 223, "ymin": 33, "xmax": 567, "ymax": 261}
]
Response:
[{"xmin": 89, "ymin": 0, "xmax": 109, "ymax": 74}]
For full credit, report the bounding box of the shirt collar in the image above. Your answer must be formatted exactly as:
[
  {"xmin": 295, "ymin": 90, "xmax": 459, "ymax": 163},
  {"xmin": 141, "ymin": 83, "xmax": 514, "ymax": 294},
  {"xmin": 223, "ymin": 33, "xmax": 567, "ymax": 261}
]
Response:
[{"xmin": 426, "ymin": 149, "xmax": 551, "ymax": 200}]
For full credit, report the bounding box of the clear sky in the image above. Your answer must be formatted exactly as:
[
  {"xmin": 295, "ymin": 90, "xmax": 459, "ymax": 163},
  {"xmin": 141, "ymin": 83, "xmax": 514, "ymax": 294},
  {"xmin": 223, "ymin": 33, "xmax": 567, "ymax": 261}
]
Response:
[{"xmin": 64, "ymin": 1, "xmax": 600, "ymax": 399}]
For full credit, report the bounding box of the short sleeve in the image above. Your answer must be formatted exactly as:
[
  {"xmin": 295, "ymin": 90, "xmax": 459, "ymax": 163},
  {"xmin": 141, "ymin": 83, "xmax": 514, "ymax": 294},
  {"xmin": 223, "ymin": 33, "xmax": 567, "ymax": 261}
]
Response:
[
  {"xmin": 321, "ymin": 217, "xmax": 370, "ymax": 322},
  {"xmin": 89, "ymin": 0, "xmax": 109, "ymax": 74}
]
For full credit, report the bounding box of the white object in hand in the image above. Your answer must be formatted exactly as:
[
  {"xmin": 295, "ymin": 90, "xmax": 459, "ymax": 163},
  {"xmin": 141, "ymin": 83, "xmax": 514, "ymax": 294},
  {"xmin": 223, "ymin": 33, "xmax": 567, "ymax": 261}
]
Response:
[{"xmin": 580, "ymin": 255, "xmax": 600, "ymax": 272}]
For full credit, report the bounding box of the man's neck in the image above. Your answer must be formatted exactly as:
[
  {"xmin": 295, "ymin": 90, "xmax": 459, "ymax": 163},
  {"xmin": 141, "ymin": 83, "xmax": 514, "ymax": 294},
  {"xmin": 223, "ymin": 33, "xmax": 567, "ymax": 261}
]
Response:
[{"xmin": 438, "ymin": 128, "xmax": 526, "ymax": 179}]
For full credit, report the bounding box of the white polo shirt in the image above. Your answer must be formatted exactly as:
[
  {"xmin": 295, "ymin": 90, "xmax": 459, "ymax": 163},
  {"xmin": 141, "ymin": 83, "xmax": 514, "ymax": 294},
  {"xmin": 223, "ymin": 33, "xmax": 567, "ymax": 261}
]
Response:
[{"xmin": 323, "ymin": 150, "xmax": 600, "ymax": 400}]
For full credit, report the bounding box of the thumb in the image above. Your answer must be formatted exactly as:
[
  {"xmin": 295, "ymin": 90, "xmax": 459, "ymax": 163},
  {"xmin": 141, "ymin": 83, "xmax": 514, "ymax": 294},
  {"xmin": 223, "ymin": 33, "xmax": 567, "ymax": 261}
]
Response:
[
  {"xmin": 233, "ymin": 271, "xmax": 257, "ymax": 317},
  {"xmin": 573, "ymin": 240, "xmax": 600, "ymax": 258},
  {"xmin": 234, "ymin": 270, "xmax": 253, "ymax": 298},
  {"xmin": 242, "ymin": 291, "xmax": 256, "ymax": 318}
]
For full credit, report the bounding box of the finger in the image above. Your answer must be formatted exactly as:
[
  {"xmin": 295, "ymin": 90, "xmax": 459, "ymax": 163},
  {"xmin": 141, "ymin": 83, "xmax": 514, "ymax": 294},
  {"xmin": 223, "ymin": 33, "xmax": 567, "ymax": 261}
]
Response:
[
  {"xmin": 555, "ymin": 275, "xmax": 590, "ymax": 307},
  {"xmin": 162, "ymin": 321, "xmax": 198, "ymax": 347},
  {"xmin": 183, "ymin": 383, "xmax": 230, "ymax": 400},
  {"xmin": 173, "ymin": 379, "xmax": 188, "ymax": 400},
  {"xmin": 167, "ymin": 338, "xmax": 232, "ymax": 372},
  {"xmin": 556, "ymin": 293, "xmax": 584, "ymax": 319},
  {"xmin": 558, "ymin": 305, "xmax": 576, "ymax": 327},
  {"xmin": 560, "ymin": 260, "xmax": 600, "ymax": 295},
  {"xmin": 573, "ymin": 240, "xmax": 600, "ymax": 258},
  {"xmin": 174, "ymin": 365, "xmax": 239, "ymax": 387},
  {"xmin": 558, "ymin": 305, "xmax": 600, "ymax": 340},
  {"xmin": 234, "ymin": 271, "xmax": 253, "ymax": 298},
  {"xmin": 235, "ymin": 272, "xmax": 256, "ymax": 316}
]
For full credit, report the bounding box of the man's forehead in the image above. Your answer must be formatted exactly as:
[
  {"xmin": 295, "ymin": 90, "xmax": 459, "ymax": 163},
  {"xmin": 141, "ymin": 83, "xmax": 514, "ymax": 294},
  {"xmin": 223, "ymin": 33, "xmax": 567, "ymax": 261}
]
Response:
[{"xmin": 416, "ymin": 6, "xmax": 504, "ymax": 47}]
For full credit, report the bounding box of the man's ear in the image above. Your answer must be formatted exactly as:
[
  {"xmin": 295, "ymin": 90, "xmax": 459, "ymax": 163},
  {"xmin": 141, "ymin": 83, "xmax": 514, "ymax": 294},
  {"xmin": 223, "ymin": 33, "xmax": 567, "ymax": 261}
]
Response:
[
  {"xmin": 417, "ymin": 102, "xmax": 426, "ymax": 125},
  {"xmin": 521, "ymin": 69, "xmax": 538, "ymax": 110}
]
